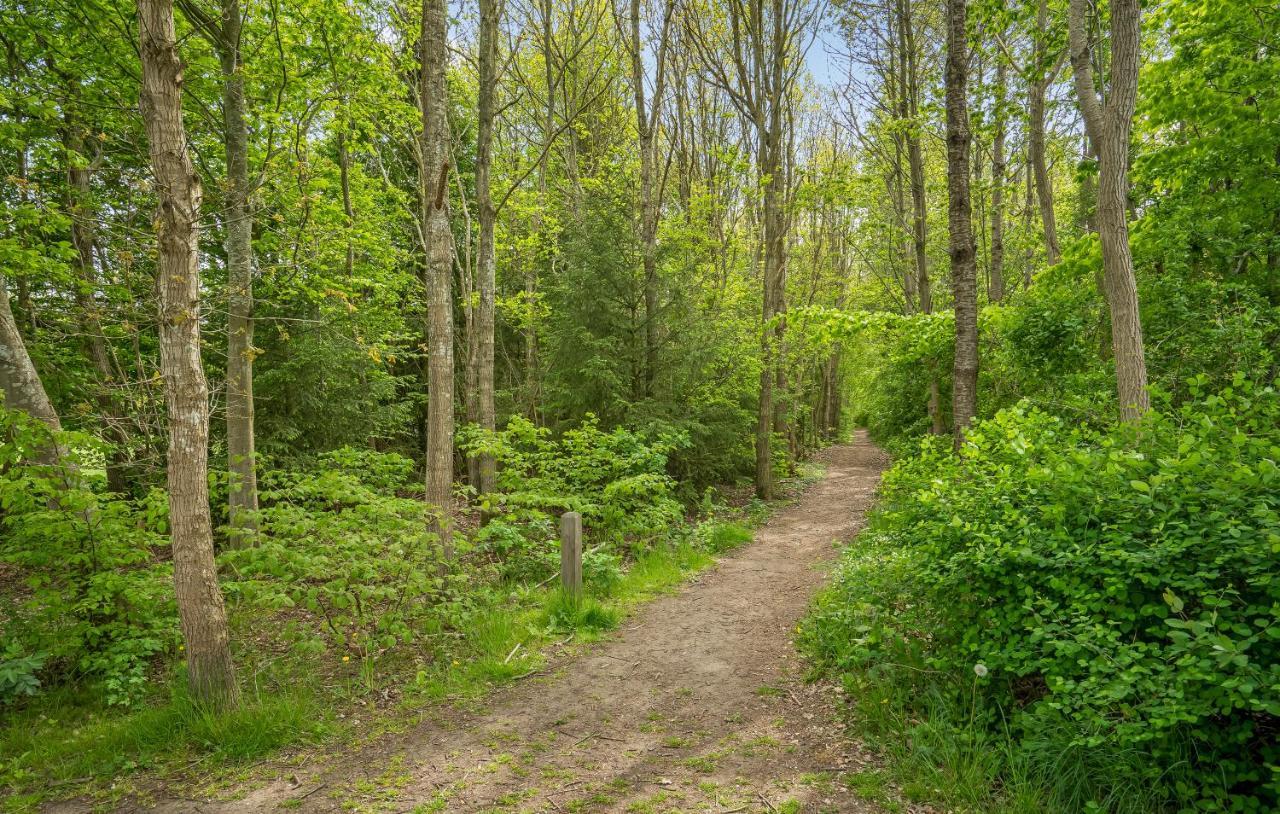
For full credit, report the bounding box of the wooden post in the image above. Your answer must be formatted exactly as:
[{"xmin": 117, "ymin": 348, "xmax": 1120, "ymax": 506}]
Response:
[{"xmin": 559, "ymin": 511, "xmax": 582, "ymax": 598}]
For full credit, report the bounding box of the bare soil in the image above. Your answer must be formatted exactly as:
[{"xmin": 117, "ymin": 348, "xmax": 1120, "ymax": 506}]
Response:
[{"xmin": 119, "ymin": 433, "xmax": 889, "ymax": 813}]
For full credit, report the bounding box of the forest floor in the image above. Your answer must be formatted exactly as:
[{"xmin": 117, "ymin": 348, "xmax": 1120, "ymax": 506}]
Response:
[{"xmin": 66, "ymin": 433, "xmax": 894, "ymax": 814}]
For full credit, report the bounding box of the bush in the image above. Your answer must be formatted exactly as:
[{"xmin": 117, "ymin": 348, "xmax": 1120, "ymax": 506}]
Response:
[
  {"xmin": 0, "ymin": 408, "xmax": 177, "ymax": 707},
  {"xmin": 804, "ymin": 379, "xmax": 1280, "ymax": 811},
  {"xmin": 219, "ymin": 449, "xmax": 448, "ymax": 658},
  {"xmin": 460, "ymin": 415, "xmax": 686, "ymax": 545}
]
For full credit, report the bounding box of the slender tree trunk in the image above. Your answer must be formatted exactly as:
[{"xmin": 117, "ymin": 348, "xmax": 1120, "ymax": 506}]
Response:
[
  {"xmin": 218, "ymin": 0, "xmax": 258, "ymax": 538},
  {"xmin": 990, "ymin": 55, "xmax": 1007, "ymax": 303},
  {"xmin": 1069, "ymin": 0, "xmax": 1148, "ymax": 421},
  {"xmin": 138, "ymin": 0, "xmax": 239, "ymax": 709},
  {"xmin": 63, "ymin": 120, "xmax": 131, "ymax": 492},
  {"xmin": 1023, "ymin": 152, "xmax": 1035, "ymax": 287},
  {"xmin": 1029, "ymin": 0, "xmax": 1060, "ymax": 265},
  {"xmin": 891, "ymin": 6, "xmax": 916, "ymax": 313},
  {"xmin": 473, "ymin": 0, "xmax": 499, "ymax": 499},
  {"xmin": 421, "ymin": 0, "xmax": 456, "ymax": 552},
  {"xmin": 0, "ymin": 272, "xmax": 65, "ymax": 470},
  {"xmin": 338, "ymin": 128, "xmax": 355, "ymax": 276},
  {"xmin": 946, "ymin": 0, "xmax": 978, "ymax": 442},
  {"xmin": 627, "ymin": 0, "xmax": 667, "ymax": 398},
  {"xmin": 898, "ymin": 0, "xmax": 943, "ymax": 434},
  {"xmin": 755, "ymin": 128, "xmax": 786, "ymax": 500}
]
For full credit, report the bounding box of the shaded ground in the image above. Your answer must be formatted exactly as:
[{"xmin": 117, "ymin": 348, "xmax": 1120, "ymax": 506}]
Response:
[{"xmin": 105, "ymin": 432, "xmax": 889, "ymax": 813}]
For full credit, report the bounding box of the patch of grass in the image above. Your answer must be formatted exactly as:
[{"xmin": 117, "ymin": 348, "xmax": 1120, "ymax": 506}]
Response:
[
  {"xmin": 541, "ymin": 589, "xmax": 622, "ymax": 634},
  {"xmin": 698, "ymin": 521, "xmax": 753, "ymax": 554},
  {"xmin": 0, "ymin": 683, "xmax": 329, "ymax": 812}
]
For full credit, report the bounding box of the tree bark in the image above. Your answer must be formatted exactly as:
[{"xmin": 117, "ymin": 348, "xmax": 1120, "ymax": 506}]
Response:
[
  {"xmin": 473, "ymin": 0, "xmax": 499, "ymax": 499},
  {"xmin": 138, "ymin": 0, "xmax": 239, "ymax": 709},
  {"xmin": 1029, "ymin": 0, "xmax": 1060, "ymax": 265},
  {"xmin": 990, "ymin": 54, "xmax": 1007, "ymax": 303},
  {"xmin": 0, "ymin": 273, "xmax": 66, "ymax": 471},
  {"xmin": 624, "ymin": 0, "xmax": 670, "ymax": 399},
  {"xmin": 63, "ymin": 118, "xmax": 131, "ymax": 492},
  {"xmin": 218, "ymin": 0, "xmax": 259, "ymax": 539},
  {"xmin": 1069, "ymin": 0, "xmax": 1148, "ymax": 421},
  {"xmin": 420, "ymin": 0, "xmax": 456, "ymax": 553},
  {"xmin": 946, "ymin": 0, "xmax": 978, "ymax": 442},
  {"xmin": 898, "ymin": 0, "xmax": 943, "ymax": 434}
]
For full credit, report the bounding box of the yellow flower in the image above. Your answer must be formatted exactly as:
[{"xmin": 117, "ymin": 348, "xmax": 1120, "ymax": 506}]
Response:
[
  {"xmin": 342, "ymin": 655, "xmax": 350, "ymax": 663},
  {"xmin": 452, "ymin": 659, "xmax": 460, "ymax": 667},
  {"xmin": 178, "ymin": 644, "xmax": 184, "ymax": 651}
]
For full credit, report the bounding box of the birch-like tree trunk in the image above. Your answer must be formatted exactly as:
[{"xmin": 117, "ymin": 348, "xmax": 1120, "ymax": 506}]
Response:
[
  {"xmin": 1068, "ymin": 0, "xmax": 1149, "ymax": 421},
  {"xmin": 946, "ymin": 0, "xmax": 978, "ymax": 441},
  {"xmin": 138, "ymin": 0, "xmax": 239, "ymax": 709},
  {"xmin": 1029, "ymin": 0, "xmax": 1061, "ymax": 265},
  {"xmin": 219, "ymin": 0, "xmax": 258, "ymax": 538},
  {"xmin": 420, "ymin": 0, "xmax": 456, "ymax": 553},
  {"xmin": 990, "ymin": 54, "xmax": 1007, "ymax": 303},
  {"xmin": 473, "ymin": 0, "xmax": 499, "ymax": 498},
  {"xmin": 899, "ymin": 0, "xmax": 943, "ymax": 434}
]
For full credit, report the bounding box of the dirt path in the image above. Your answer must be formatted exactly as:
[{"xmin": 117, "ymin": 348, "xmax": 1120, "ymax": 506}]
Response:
[{"xmin": 152, "ymin": 433, "xmax": 888, "ymax": 813}]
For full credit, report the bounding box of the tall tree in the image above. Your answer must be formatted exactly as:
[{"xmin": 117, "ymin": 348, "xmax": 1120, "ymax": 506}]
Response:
[
  {"xmin": 989, "ymin": 49, "xmax": 1007, "ymax": 303},
  {"xmin": 898, "ymin": 0, "xmax": 943, "ymax": 434},
  {"xmin": 471, "ymin": 0, "xmax": 501, "ymax": 499},
  {"xmin": 420, "ymin": 0, "xmax": 456, "ymax": 551},
  {"xmin": 945, "ymin": 0, "xmax": 977, "ymax": 439},
  {"xmin": 1068, "ymin": 0, "xmax": 1148, "ymax": 420},
  {"xmin": 686, "ymin": 0, "xmax": 817, "ymax": 499},
  {"xmin": 137, "ymin": 0, "xmax": 239, "ymax": 708},
  {"xmin": 618, "ymin": 0, "xmax": 675, "ymax": 398},
  {"xmin": 1027, "ymin": 0, "xmax": 1064, "ymax": 265},
  {"xmin": 177, "ymin": 0, "xmax": 259, "ymax": 535}
]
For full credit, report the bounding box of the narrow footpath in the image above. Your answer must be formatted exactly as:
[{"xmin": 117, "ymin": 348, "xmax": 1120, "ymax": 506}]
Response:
[{"xmin": 149, "ymin": 432, "xmax": 889, "ymax": 813}]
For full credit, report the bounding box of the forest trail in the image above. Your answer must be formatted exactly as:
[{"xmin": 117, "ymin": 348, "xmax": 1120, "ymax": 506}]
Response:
[{"xmin": 147, "ymin": 434, "xmax": 889, "ymax": 813}]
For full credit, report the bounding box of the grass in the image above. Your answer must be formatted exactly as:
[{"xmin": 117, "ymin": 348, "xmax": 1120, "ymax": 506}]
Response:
[
  {"xmin": 0, "ymin": 683, "xmax": 329, "ymax": 812},
  {"xmin": 1, "ymin": 516, "xmax": 764, "ymax": 813}
]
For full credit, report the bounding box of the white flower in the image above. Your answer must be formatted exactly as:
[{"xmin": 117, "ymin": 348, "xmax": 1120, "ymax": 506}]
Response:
[{"xmin": 973, "ymin": 663, "xmax": 989, "ymax": 678}]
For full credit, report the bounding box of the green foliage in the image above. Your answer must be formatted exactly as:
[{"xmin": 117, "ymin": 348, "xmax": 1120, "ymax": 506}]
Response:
[
  {"xmin": 805, "ymin": 381, "xmax": 1280, "ymax": 810},
  {"xmin": 461, "ymin": 415, "xmax": 686, "ymax": 545},
  {"xmin": 0, "ymin": 408, "xmax": 177, "ymax": 707},
  {"xmin": 219, "ymin": 447, "xmax": 445, "ymax": 658}
]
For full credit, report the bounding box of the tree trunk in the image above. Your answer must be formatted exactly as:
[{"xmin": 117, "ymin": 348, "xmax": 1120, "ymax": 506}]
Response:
[
  {"xmin": 219, "ymin": 0, "xmax": 258, "ymax": 538},
  {"xmin": 63, "ymin": 119, "xmax": 131, "ymax": 492},
  {"xmin": 473, "ymin": 0, "xmax": 498, "ymax": 499},
  {"xmin": 1069, "ymin": 0, "xmax": 1148, "ymax": 421},
  {"xmin": 626, "ymin": 0, "xmax": 667, "ymax": 399},
  {"xmin": 899, "ymin": 0, "xmax": 943, "ymax": 435},
  {"xmin": 420, "ymin": 0, "xmax": 456, "ymax": 553},
  {"xmin": 0, "ymin": 273, "xmax": 66, "ymax": 471},
  {"xmin": 946, "ymin": 0, "xmax": 978, "ymax": 442},
  {"xmin": 990, "ymin": 55, "xmax": 1007, "ymax": 303},
  {"xmin": 1029, "ymin": 0, "xmax": 1060, "ymax": 265},
  {"xmin": 138, "ymin": 0, "xmax": 239, "ymax": 709}
]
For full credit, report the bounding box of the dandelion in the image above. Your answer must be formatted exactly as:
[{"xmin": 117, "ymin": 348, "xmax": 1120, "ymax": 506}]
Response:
[
  {"xmin": 342, "ymin": 655, "xmax": 350, "ymax": 663},
  {"xmin": 973, "ymin": 663, "xmax": 988, "ymax": 677}
]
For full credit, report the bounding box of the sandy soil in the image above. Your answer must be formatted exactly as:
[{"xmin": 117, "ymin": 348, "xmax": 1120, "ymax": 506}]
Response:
[{"xmin": 117, "ymin": 432, "xmax": 889, "ymax": 813}]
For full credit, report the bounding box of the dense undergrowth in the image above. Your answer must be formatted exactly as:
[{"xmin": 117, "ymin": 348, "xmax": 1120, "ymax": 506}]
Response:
[
  {"xmin": 805, "ymin": 381, "xmax": 1279, "ymax": 812},
  {"xmin": 0, "ymin": 411, "xmax": 780, "ymax": 811}
]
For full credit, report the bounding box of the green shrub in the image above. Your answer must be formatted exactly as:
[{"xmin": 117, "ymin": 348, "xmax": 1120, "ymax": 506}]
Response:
[
  {"xmin": 0, "ymin": 408, "xmax": 178, "ymax": 707},
  {"xmin": 805, "ymin": 379, "xmax": 1280, "ymax": 810},
  {"xmin": 460, "ymin": 415, "xmax": 685, "ymax": 545},
  {"xmin": 219, "ymin": 451, "xmax": 447, "ymax": 657}
]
